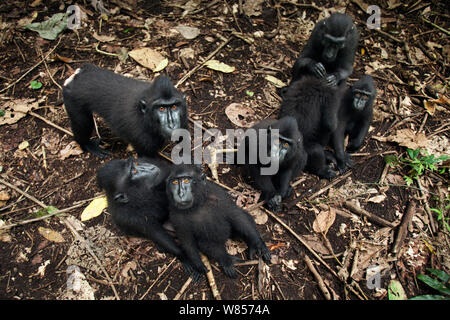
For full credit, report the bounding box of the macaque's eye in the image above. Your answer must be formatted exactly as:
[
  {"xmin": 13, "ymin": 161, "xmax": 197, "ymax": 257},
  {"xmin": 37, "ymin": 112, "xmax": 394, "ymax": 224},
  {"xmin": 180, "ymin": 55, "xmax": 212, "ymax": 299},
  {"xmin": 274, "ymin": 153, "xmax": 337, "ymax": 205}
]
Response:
[
  {"xmin": 171, "ymin": 105, "xmax": 177, "ymax": 110},
  {"xmin": 183, "ymin": 178, "xmax": 191, "ymax": 184},
  {"xmin": 283, "ymin": 142, "xmax": 289, "ymax": 147},
  {"xmin": 362, "ymin": 95, "xmax": 369, "ymax": 99},
  {"xmin": 172, "ymin": 180, "xmax": 178, "ymax": 185},
  {"xmin": 355, "ymin": 93, "xmax": 361, "ymax": 98},
  {"xmin": 159, "ymin": 106, "xmax": 166, "ymax": 111}
]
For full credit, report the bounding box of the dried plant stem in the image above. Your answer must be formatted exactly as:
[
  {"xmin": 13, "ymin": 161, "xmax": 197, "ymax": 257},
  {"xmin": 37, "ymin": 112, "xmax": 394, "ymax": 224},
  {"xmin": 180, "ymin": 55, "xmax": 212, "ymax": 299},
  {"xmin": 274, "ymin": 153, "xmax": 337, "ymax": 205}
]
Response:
[
  {"xmin": 201, "ymin": 253, "xmax": 221, "ymax": 300},
  {"xmin": 392, "ymin": 200, "xmax": 416, "ymax": 255},
  {"xmin": 304, "ymin": 254, "xmax": 332, "ymax": 300},
  {"xmin": 1, "ymin": 38, "xmax": 62, "ymax": 93}
]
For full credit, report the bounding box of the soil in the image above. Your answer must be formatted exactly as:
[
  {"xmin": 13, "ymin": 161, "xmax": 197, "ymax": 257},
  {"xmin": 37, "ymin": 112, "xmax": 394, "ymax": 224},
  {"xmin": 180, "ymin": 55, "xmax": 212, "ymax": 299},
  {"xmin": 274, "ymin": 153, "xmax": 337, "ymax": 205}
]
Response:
[{"xmin": 0, "ymin": 0, "xmax": 449, "ymax": 301}]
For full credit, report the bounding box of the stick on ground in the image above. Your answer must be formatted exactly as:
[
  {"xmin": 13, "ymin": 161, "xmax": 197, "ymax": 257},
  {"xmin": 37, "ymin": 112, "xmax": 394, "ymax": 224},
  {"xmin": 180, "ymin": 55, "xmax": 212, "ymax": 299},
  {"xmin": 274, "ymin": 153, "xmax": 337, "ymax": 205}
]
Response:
[{"xmin": 392, "ymin": 200, "xmax": 416, "ymax": 255}]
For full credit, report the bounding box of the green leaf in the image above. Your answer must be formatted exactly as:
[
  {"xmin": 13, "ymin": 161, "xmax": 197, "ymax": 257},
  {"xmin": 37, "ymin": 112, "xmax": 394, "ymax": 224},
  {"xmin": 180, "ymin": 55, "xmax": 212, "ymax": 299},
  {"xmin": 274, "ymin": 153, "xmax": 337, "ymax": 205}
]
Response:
[
  {"xmin": 384, "ymin": 155, "xmax": 398, "ymax": 167},
  {"xmin": 0, "ymin": 110, "xmax": 5, "ymax": 117},
  {"xmin": 426, "ymin": 268, "xmax": 450, "ymax": 284},
  {"xmin": 45, "ymin": 206, "xmax": 59, "ymax": 214},
  {"xmin": 30, "ymin": 80, "xmax": 42, "ymax": 90},
  {"xmin": 404, "ymin": 176, "xmax": 413, "ymax": 186},
  {"xmin": 417, "ymin": 274, "xmax": 450, "ymax": 295},
  {"xmin": 409, "ymin": 295, "xmax": 450, "ymax": 300},
  {"xmin": 246, "ymin": 90, "xmax": 254, "ymax": 97},
  {"xmin": 388, "ymin": 279, "xmax": 407, "ymax": 300},
  {"xmin": 24, "ymin": 13, "xmax": 67, "ymax": 40}
]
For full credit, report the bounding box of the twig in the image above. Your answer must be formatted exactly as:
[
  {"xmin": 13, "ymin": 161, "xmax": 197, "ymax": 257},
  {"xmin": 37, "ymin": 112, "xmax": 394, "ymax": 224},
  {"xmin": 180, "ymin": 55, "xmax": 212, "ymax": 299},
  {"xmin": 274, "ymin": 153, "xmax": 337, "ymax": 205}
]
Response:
[
  {"xmin": 281, "ymin": 0, "xmax": 321, "ymax": 11},
  {"xmin": 0, "ymin": 177, "xmax": 47, "ymax": 208},
  {"xmin": 416, "ymin": 178, "xmax": 437, "ymax": 233},
  {"xmin": 343, "ymin": 201, "xmax": 397, "ymax": 228},
  {"xmin": 0, "ymin": 37, "xmax": 61, "ymax": 93},
  {"xmin": 94, "ymin": 42, "xmax": 118, "ymax": 57},
  {"xmin": 0, "ymin": 202, "xmax": 87, "ymax": 230},
  {"xmin": 63, "ymin": 217, "xmax": 120, "ymax": 300},
  {"xmin": 39, "ymin": 47, "xmax": 62, "ymax": 91},
  {"xmin": 201, "ymin": 253, "xmax": 221, "ymax": 300},
  {"xmin": 175, "ymin": 37, "xmax": 233, "ymax": 88},
  {"xmin": 139, "ymin": 258, "xmax": 177, "ymax": 300},
  {"xmin": 263, "ymin": 207, "xmax": 339, "ymax": 278},
  {"xmin": 304, "ymin": 254, "xmax": 332, "ymax": 300},
  {"xmin": 421, "ymin": 17, "xmax": 450, "ymax": 36},
  {"xmin": 29, "ymin": 111, "xmax": 74, "ymax": 136},
  {"xmin": 174, "ymin": 277, "xmax": 192, "ymax": 300},
  {"xmin": 392, "ymin": 200, "xmax": 416, "ymax": 255},
  {"xmin": 286, "ymin": 171, "xmax": 351, "ymax": 208}
]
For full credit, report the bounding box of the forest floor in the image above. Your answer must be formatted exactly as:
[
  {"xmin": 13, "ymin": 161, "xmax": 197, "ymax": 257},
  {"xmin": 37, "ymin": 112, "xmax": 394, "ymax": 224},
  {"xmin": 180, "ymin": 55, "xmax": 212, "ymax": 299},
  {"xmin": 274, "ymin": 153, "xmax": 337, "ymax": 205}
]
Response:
[{"xmin": 0, "ymin": 0, "xmax": 449, "ymax": 300}]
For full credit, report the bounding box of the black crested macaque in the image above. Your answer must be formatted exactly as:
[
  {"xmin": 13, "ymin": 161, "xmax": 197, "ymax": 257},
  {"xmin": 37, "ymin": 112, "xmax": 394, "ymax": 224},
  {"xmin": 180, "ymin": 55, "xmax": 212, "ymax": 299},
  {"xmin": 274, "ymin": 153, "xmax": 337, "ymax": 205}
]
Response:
[
  {"xmin": 329, "ymin": 75, "xmax": 376, "ymax": 173},
  {"xmin": 238, "ymin": 116, "xmax": 307, "ymax": 213},
  {"xmin": 291, "ymin": 13, "xmax": 358, "ymax": 87},
  {"xmin": 279, "ymin": 77, "xmax": 341, "ymax": 179},
  {"xmin": 63, "ymin": 63, "xmax": 188, "ymax": 157},
  {"xmin": 97, "ymin": 157, "xmax": 201, "ymax": 281},
  {"xmin": 166, "ymin": 165, "xmax": 271, "ymax": 279}
]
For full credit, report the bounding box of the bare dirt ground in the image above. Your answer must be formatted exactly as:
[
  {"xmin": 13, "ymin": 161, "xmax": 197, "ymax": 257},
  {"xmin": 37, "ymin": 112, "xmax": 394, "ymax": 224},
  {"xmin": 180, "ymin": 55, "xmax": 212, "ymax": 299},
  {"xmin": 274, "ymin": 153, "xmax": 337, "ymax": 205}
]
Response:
[{"xmin": 0, "ymin": 0, "xmax": 449, "ymax": 300}]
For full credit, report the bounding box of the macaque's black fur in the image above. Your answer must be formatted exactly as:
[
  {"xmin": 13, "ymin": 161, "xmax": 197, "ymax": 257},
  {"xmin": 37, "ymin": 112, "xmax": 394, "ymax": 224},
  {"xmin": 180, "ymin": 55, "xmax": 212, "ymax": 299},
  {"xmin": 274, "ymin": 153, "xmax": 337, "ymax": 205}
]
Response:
[
  {"xmin": 166, "ymin": 165, "xmax": 271, "ymax": 279},
  {"xmin": 239, "ymin": 116, "xmax": 307, "ymax": 212},
  {"xmin": 279, "ymin": 77, "xmax": 341, "ymax": 179},
  {"xmin": 96, "ymin": 158, "xmax": 200, "ymax": 280},
  {"xmin": 63, "ymin": 63, "xmax": 188, "ymax": 157},
  {"xmin": 291, "ymin": 13, "xmax": 358, "ymax": 86},
  {"xmin": 329, "ymin": 75, "xmax": 376, "ymax": 172}
]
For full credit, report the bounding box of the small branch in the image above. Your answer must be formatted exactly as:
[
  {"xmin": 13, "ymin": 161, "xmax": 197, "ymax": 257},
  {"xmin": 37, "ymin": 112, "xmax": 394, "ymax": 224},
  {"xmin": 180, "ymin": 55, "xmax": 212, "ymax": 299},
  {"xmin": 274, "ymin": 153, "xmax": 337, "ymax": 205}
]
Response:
[
  {"xmin": 0, "ymin": 177, "xmax": 47, "ymax": 208},
  {"xmin": 29, "ymin": 111, "xmax": 74, "ymax": 136},
  {"xmin": 263, "ymin": 207, "xmax": 340, "ymax": 279},
  {"xmin": 304, "ymin": 254, "xmax": 332, "ymax": 300},
  {"xmin": 0, "ymin": 202, "xmax": 86, "ymax": 230},
  {"xmin": 175, "ymin": 37, "xmax": 233, "ymax": 88},
  {"xmin": 201, "ymin": 253, "xmax": 221, "ymax": 300},
  {"xmin": 343, "ymin": 201, "xmax": 397, "ymax": 228},
  {"xmin": 421, "ymin": 17, "xmax": 450, "ymax": 36},
  {"xmin": 416, "ymin": 178, "xmax": 437, "ymax": 233},
  {"xmin": 392, "ymin": 200, "xmax": 416, "ymax": 255},
  {"xmin": 139, "ymin": 258, "xmax": 176, "ymax": 300},
  {"xmin": 173, "ymin": 277, "xmax": 192, "ymax": 300},
  {"xmin": 0, "ymin": 37, "xmax": 61, "ymax": 93}
]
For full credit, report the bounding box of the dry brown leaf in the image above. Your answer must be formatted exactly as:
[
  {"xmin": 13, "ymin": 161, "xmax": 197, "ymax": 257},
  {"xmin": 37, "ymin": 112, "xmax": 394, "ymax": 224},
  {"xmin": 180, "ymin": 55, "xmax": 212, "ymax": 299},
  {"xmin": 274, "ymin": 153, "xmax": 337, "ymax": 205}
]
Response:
[
  {"xmin": 225, "ymin": 239, "xmax": 247, "ymax": 255},
  {"xmin": 0, "ymin": 219, "xmax": 12, "ymax": 242},
  {"xmin": 301, "ymin": 234, "xmax": 331, "ymax": 255},
  {"xmin": 129, "ymin": 48, "xmax": 168, "ymax": 72},
  {"xmin": 18, "ymin": 141, "xmax": 29, "ymax": 150},
  {"xmin": 423, "ymin": 100, "xmax": 436, "ymax": 116},
  {"xmin": 225, "ymin": 103, "xmax": 257, "ymax": 128},
  {"xmin": 243, "ymin": 0, "xmax": 264, "ymax": 16},
  {"xmin": 0, "ymin": 191, "xmax": 10, "ymax": 202},
  {"xmin": 249, "ymin": 207, "xmax": 268, "ymax": 225},
  {"xmin": 387, "ymin": 128, "xmax": 428, "ymax": 150},
  {"xmin": 59, "ymin": 141, "xmax": 83, "ymax": 160},
  {"xmin": 0, "ymin": 99, "xmax": 39, "ymax": 126},
  {"xmin": 265, "ymin": 75, "xmax": 286, "ymax": 88},
  {"xmin": 312, "ymin": 207, "xmax": 336, "ymax": 234},
  {"xmin": 38, "ymin": 227, "xmax": 65, "ymax": 243},
  {"xmin": 174, "ymin": 25, "xmax": 200, "ymax": 39},
  {"xmin": 368, "ymin": 194, "xmax": 386, "ymax": 203},
  {"xmin": 80, "ymin": 197, "xmax": 108, "ymax": 221},
  {"xmin": 92, "ymin": 31, "xmax": 116, "ymax": 42},
  {"xmin": 204, "ymin": 60, "xmax": 235, "ymax": 73}
]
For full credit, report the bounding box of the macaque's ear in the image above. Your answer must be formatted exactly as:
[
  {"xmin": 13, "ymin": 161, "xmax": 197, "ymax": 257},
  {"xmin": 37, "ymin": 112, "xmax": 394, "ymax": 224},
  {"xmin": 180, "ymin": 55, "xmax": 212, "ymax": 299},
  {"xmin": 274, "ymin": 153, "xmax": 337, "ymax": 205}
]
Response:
[
  {"xmin": 139, "ymin": 99, "xmax": 147, "ymax": 114},
  {"xmin": 114, "ymin": 192, "xmax": 129, "ymax": 204}
]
